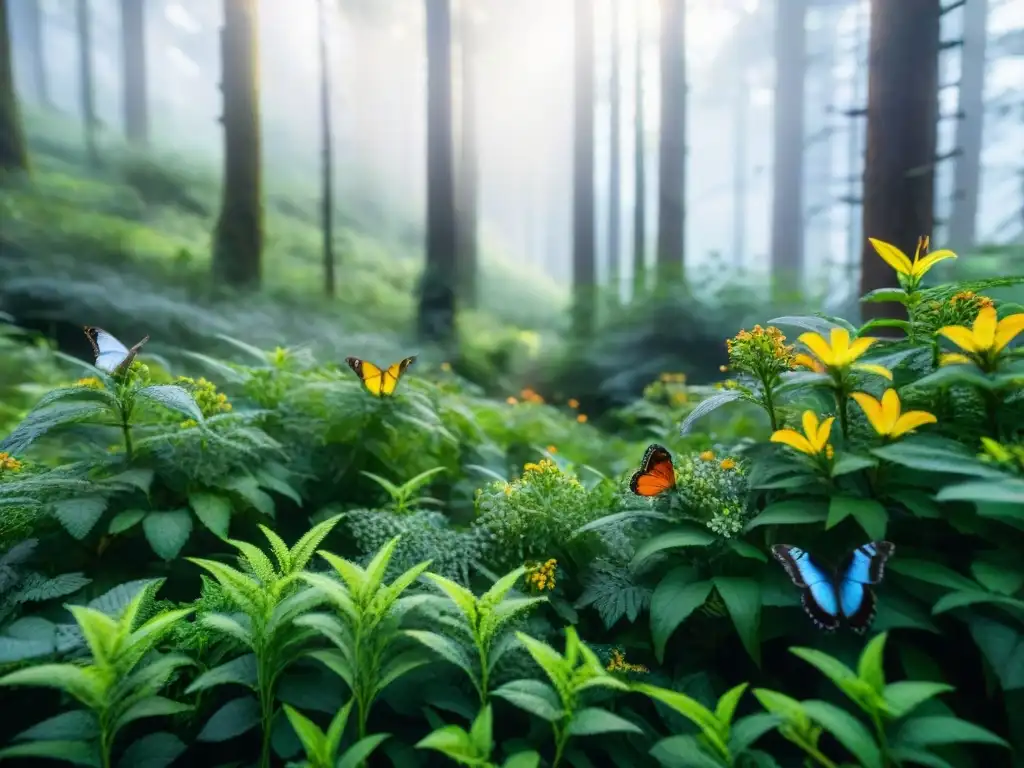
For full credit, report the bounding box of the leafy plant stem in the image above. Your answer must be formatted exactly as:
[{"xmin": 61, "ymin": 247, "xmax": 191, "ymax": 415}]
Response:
[
  {"xmin": 552, "ymin": 723, "xmax": 570, "ymax": 768},
  {"xmin": 121, "ymin": 408, "xmax": 134, "ymax": 459},
  {"xmin": 99, "ymin": 715, "xmax": 113, "ymax": 768},
  {"xmin": 871, "ymin": 709, "xmax": 891, "ymax": 767},
  {"xmin": 761, "ymin": 378, "xmax": 779, "ymax": 432},
  {"xmin": 802, "ymin": 741, "xmax": 839, "ymax": 768},
  {"xmin": 258, "ymin": 657, "xmax": 275, "ymax": 768},
  {"xmin": 836, "ymin": 388, "xmax": 850, "ymax": 439},
  {"xmin": 982, "ymin": 388, "xmax": 1001, "ymax": 440}
]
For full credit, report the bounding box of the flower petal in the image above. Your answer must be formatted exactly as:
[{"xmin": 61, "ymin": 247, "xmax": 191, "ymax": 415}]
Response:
[
  {"xmin": 853, "ymin": 363, "xmax": 894, "ymax": 380},
  {"xmin": 939, "ymin": 353, "xmax": 974, "ymax": 367},
  {"xmin": 972, "ymin": 306, "xmax": 997, "ymax": 350},
  {"xmin": 851, "ymin": 392, "xmax": 887, "ymax": 436},
  {"xmin": 994, "ymin": 313, "xmax": 1024, "ymax": 354},
  {"xmin": 911, "ymin": 249, "xmax": 957, "ymax": 278},
  {"xmin": 880, "ymin": 389, "xmax": 901, "ymax": 430},
  {"xmin": 846, "ymin": 336, "xmax": 877, "ymax": 362},
  {"xmin": 798, "ymin": 332, "xmax": 834, "ymax": 366},
  {"xmin": 814, "ymin": 417, "xmax": 835, "ymax": 451},
  {"xmin": 890, "ymin": 410, "xmax": 938, "ymax": 438},
  {"xmin": 868, "ymin": 238, "xmax": 914, "ymax": 275},
  {"xmin": 830, "ymin": 328, "xmax": 851, "ymax": 362},
  {"xmin": 802, "ymin": 410, "xmax": 820, "ymax": 442},
  {"xmin": 793, "ymin": 353, "xmax": 823, "ymax": 372},
  {"xmin": 771, "ymin": 429, "xmax": 816, "ymax": 455},
  {"xmin": 938, "ymin": 325, "xmax": 979, "ymax": 353}
]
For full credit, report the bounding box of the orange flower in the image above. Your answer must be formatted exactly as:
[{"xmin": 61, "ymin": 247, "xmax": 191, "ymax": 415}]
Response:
[
  {"xmin": 720, "ymin": 458, "xmax": 736, "ymax": 470},
  {"xmin": 576, "ymin": 414, "xmax": 588, "ymax": 423},
  {"xmin": 699, "ymin": 450, "xmax": 715, "ymax": 461},
  {"xmin": 546, "ymin": 445, "xmax": 558, "ymax": 454},
  {"xmin": 567, "ymin": 398, "xmax": 579, "ymax": 409},
  {"xmin": 506, "ymin": 396, "xmax": 518, "ymax": 405}
]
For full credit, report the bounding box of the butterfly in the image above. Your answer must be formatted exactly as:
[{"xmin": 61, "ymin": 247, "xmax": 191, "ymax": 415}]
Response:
[
  {"xmin": 345, "ymin": 356, "xmax": 416, "ymax": 397},
  {"xmin": 629, "ymin": 443, "xmax": 676, "ymax": 497},
  {"xmin": 771, "ymin": 541, "xmax": 895, "ymax": 633},
  {"xmin": 84, "ymin": 326, "xmax": 149, "ymax": 374}
]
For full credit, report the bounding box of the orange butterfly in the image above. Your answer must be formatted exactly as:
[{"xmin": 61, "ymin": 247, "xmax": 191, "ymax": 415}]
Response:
[{"xmin": 629, "ymin": 443, "xmax": 676, "ymax": 496}]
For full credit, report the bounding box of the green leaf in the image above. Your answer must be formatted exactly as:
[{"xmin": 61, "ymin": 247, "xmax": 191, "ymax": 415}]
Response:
[
  {"xmin": 502, "ymin": 752, "xmax": 542, "ymax": 768},
  {"xmin": 567, "ymin": 707, "xmax": 644, "ymax": 736},
  {"xmin": 631, "ymin": 527, "xmax": 717, "ymax": 569},
  {"xmin": 885, "ymin": 747, "xmax": 957, "ymax": 768},
  {"xmin": 108, "ymin": 509, "xmax": 146, "ymax": 535},
  {"xmin": 831, "ymin": 454, "xmax": 877, "ymax": 477},
  {"xmin": 789, "ymin": 648, "xmax": 867, "ymax": 707},
  {"xmin": 117, "ymin": 732, "xmax": 187, "ymax": 768},
  {"xmin": 52, "ymin": 496, "xmax": 108, "ymax": 540},
  {"xmin": 404, "ymin": 630, "xmax": 479, "ymax": 687},
  {"xmin": 0, "ymin": 663, "xmax": 103, "ymax": 708},
  {"xmin": 886, "ymin": 490, "xmax": 941, "ymax": 519},
  {"xmin": 970, "ymin": 556, "xmax": 1024, "ymax": 596},
  {"xmin": 137, "ymin": 384, "xmax": 204, "ymax": 423},
  {"xmin": 196, "ymin": 696, "xmax": 261, "ymax": 742},
  {"xmin": 105, "ymin": 468, "xmax": 155, "ymax": 494},
  {"xmin": 728, "ymin": 712, "xmax": 781, "ymax": 754},
  {"xmin": 649, "ymin": 735, "xmax": 725, "ymax": 768},
  {"xmin": 186, "ymin": 654, "xmax": 258, "ymax": 694},
  {"xmin": 827, "ymin": 496, "xmax": 888, "ymax": 539},
  {"xmin": 910, "ymin": 366, "xmax": 997, "ymax": 391},
  {"xmin": 0, "ymin": 740, "xmax": 100, "ymax": 766},
  {"xmin": 714, "ymin": 682, "xmax": 748, "ymax": 726},
  {"xmin": 282, "ymin": 704, "xmax": 327, "ymax": 760},
  {"xmin": 680, "ymin": 390, "xmax": 746, "ymax": 435},
  {"xmin": 802, "ymin": 700, "xmax": 883, "ymax": 768},
  {"xmin": 857, "ymin": 633, "xmax": 888, "ymax": 693},
  {"xmin": 142, "ymin": 509, "xmax": 193, "ymax": 561},
  {"xmin": 727, "ymin": 540, "xmax": 767, "ymax": 562},
  {"xmin": 888, "ymin": 559, "xmax": 979, "ymax": 592},
  {"xmin": 871, "ymin": 441, "xmax": 1007, "ymax": 478},
  {"xmin": 937, "ymin": 478, "xmax": 1024, "ymax": 504},
  {"xmin": 113, "ymin": 696, "xmax": 191, "ymax": 733},
  {"xmin": 414, "ymin": 725, "xmax": 477, "ymax": 762},
  {"xmin": 337, "ymin": 734, "xmax": 390, "ymax": 768},
  {"xmin": 0, "ymin": 401, "xmax": 111, "ymax": 455},
  {"xmin": 490, "ymin": 679, "xmax": 564, "ymax": 722},
  {"xmin": 931, "ymin": 590, "xmax": 1024, "ymax": 615},
  {"xmin": 713, "ymin": 577, "xmax": 762, "ymax": 665},
  {"xmin": 188, "ymin": 492, "xmax": 233, "ymax": 538},
  {"xmin": 769, "ymin": 314, "xmax": 852, "ymax": 335},
  {"xmin": 650, "ymin": 568, "xmax": 713, "ymax": 662},
  {"xmin": 895, "ymin": 716, "xmax": 1010, "ymax": 749},
  {"xmin": 860, "ymin": 288, "xmax": 910, "ymax": 305},
  {"xmin": 468, "ymin": 705, "xmax": 493, "ymax": 757},
  {"xmin": 222, "ymin": 475, "xmax": 276, "ymax": 518},
  {"xmin": 14, "ymin": 710, "xmax": 97, "ymax": 742},
  {"xmin": 882, "ymin": 681, "xmax": 953, "ymax": 719},
  {"xmin": 744, "ymin": 499, "xmax": 827, "ymax": 530}
]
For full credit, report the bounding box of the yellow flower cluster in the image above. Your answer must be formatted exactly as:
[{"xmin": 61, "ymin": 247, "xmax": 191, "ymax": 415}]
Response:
[
  {"xmin": 699, "ymin": 450, "xmax": 715, "ymax": 461},
  {"xmin": 726, "ymin": 325, "xmax": 795, "ymax": 381},
  {"xmin": 519, "ymin": 387, "xmax": 545, "ymax": 405},
  {"xmin": 0, "ymin": 452, "xmax": 24, "ymax": 474},
  {"xmin": 720, "ymin": 458, "xmax": 736, "ymax": 471},
  {"xmin": 606, "ymin": 648, "xmax": 648, "ymax": 674},
  {"xmin": 75, "ymin": 377, "xmax": 103, "ymax": 389},
  {"xmin": 523, "ymin": 458, "xmax": 559, "ymax": 476},
  {"xmin": 525, "ymin": 559, "xmax": 557, "ymax": 591}
]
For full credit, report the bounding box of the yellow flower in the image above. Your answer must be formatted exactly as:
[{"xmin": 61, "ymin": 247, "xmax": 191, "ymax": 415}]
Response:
[
  {"xmin": 524, "ymin": 459, "xmax": 557, "ymax": 475},
  {"xmin": 719, "ymin": 364, "xmax": 728, "ymax": 373},
  {"xmin": 720, "ymin": 458, "xmax": 736, "ymax": 470},
  {"xmin": 506, "ymin": 396, "xmax": 518, "ymax": 405},
  {"xmin": 567, "ymin": 398, "xmax": 579, "ymax": 409},
  {"xmin": 606, "ymin": 648, "xmax": 648, "ymax": 674},
  {"xmin": 576, "ymin": 413, "xmax": 588, "ymax": 424},
  {"xmin": 0, "ymin": 452, "xmax": 24, "ymax": 473},
  {"xmin": 699, "ymin": 450, "xmax": 716, "ymax": 461},
  {"xmin": 792, "ymin": 353, "xmax": 825, "ymax": 374},
  {"xmin": 937, "ymin": 306, "xmax": 1024, "ymax": 371},
  {"xmin": 851, "ymin": 389, "xmax": 937, "ymax": 440},
  {"xmin": 503, "ymin": 482, "xmax": 513, "ymax": 496},
  {"xmin": 525, "ymin": 559, "xmax": 557, "ymax": 592},
  {"xmin": 771, "ymin": 410, "xmax": 835, "ymax": 457},
  {"xmin": 75, "ymin": 377, "xmax": 103, "ymax": 389},
  {"xmin": 868, "ymin": 235, "xmax": 957, "ymax": 282},
  {"xmin": 797, "ymin": 327, "xmax": 892, "ymax": 380}
]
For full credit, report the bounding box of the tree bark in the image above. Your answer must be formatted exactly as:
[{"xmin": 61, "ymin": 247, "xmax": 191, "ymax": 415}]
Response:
[
  {"xmin": 456, "ymin": 4, "xmax": 479, "ymax": 309},
  {"xmin": 607, "ymin": 0, "xmax": 621, "ymax": 306},
  {"xmin": 656, "ymin": 0, "xmax": 685, "ymax": 283},
  {"xmin": 632, "ymin": 1, "xmax": 646, "ymax": 300},
  {"xmin": 213, "ymin": 0, "xmax": 263, "ymax": 290},
  {"xmin": 860, "ymin": 0, "xmax": 940, "ymax": 323},
  {"xmin": 76, "ymin": 0, "xmax": 98, "ymax": 166},
  {"xmin": 317, "ymin": 0, "xmax": 335, "ymax": 298},
  {"xmin": 120, "ymin": 0, "xmax": 149, "ymax": 145},
  {"xmin": 0, "ymin": 0, "xmax": 28, "ymax": 172},
  {"xmin": 770, "ymin": 0, "xmax": 806, "ymax": 298},
  {"xmin": 418, "ymin": 0, "xmax": 458, "ymax": 347},
  {"xmin": 572, "ymin": 0, "xmax": 596, "ymax": 337},
  {"xmin": 947, "ymin": 0, "xmax": 988, "ymax": 252}
]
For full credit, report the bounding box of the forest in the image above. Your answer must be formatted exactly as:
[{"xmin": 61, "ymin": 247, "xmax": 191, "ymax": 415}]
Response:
[{"xmin": 0, "ymin": 0, "xmax": 1023, "ymax": 767}]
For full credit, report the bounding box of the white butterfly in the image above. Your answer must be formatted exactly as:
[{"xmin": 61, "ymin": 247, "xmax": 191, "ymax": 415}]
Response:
[{"xmin": 84, "ymin": 327, "xmax": 150, "ymax": 374}]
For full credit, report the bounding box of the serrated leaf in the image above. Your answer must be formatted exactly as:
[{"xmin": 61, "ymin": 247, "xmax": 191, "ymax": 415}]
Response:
[
  {"xmin": 680, "ymin": 390, "xmax": 746, "ymax": 435},
  {"xmin": 137, "ymin": 384, "xmax": 204, "ymax": 423},
  {"xmin": 52, "ymin": 496, "xmax": 109, "ymax": 540},
  {"xmin": 109, "ymin": 509, "xmax": 146, "ymax": 535},
  {"xmin": 143, "ymin": 510, "xmax": 193, "ymax": 561},
  {"xmin": 650, "ymin": 568, "xmax": 713, "ymax": 662},
  {"xmin": 491, "ymin": 679, "xmax": 564, "ymax": 722},
  {"xmin": 631, "ymin": 527, "xmax": 717, "ymax": 569},
  {"xmin": 713, "ymin": 577, "xmax": 762, "ymax": 665}
]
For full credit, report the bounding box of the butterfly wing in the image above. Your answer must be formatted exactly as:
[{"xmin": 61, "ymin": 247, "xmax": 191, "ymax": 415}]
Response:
[
  {"xmin": 838, "ymin": 541, "xmax": 895, "ymax": 634},
  {"xmin": 771, "ymin": 544, "xmax": 841, "ymax": 631},
  {"xmin": 346, "ymin": 357, "xmax": 385, "ymax": 396},
  {"xmin": 379, "ymin": 356, "xmax": 416, "ymax": 396},
  {"xmin": 84, "ymin": 327, "xmax": 148, "ymax": 373},
  {"xmin": 629, "ymin": 443, "xmax": 676, "ymax": 497}
]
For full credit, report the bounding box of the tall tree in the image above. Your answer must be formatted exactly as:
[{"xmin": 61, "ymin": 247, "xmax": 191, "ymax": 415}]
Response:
[
  {"xmin": 860, "ymin": 0, "xmax": 940, "ymax": 324},
  {"xmin": 456, "ymin": 2, "xmax": 479, "ymax": 309},
  {"xmin": 120, "ymin": 0, "xmax": 148, "ymax": 145},
  {"xmin": 0, "ymin": 0, "xmax": 28, "ymax": 172},
  {"xmin": 656, "ymin": 0, "xmax": 685, "ymax": 282},
  {"xmin": 947, "ymin": 0, "xmax": 989, "ymax": 251},
  {"xmin": 76, "ymin": 0, "xmax": 98, "ymax": 166},
  {"xmin": 418, "ymin": 0, "xmax": 458, "ymax": 346},
  {"xmin": 770, "ymin": 0, "xmax": 807, "ymax": 297},
  {"xmin": 607, "ymin": 0, "xmax": 621, "ymax": 305},
  {"xmin": 317, "ymin": 0, "xmax": 335, "ymax": 298},
  {"xmin": 632, "ymin": 0, "xmax": 646, "ymax": 300},
  {"xmin": 572, "ymin": 0, "xmax": 596, "ymax": 336},
  {"xmin": 213, "ymin": 0, "xmax": 263, "ymax": 289}
]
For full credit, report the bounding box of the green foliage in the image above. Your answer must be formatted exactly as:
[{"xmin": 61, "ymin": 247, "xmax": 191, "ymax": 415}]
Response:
[
  {"xmin": 282, "ymin": 699, "xmax": 388, "ymax": 768},
  {"xmin": 416, "ymin": 705, "xmax": 541, "ymax": 768}
]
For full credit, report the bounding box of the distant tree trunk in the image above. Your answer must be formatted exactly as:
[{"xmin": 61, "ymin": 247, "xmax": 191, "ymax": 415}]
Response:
[
  {"xmin": 456, "ymin": 4, "xmax": 479, "ymax": 309},
  {"xmin": 120, "ymin": 0, "xmax": 148, "ymax": 145},
  {"xmin": 632, "ymin": 2, "xmax": 646, "ymax": 300},
  {"xmin": 860, "ymin": 0, "xmax": 940, "ymax": 324},
  {"xmin": 418, "ymin": 0, "xmax": 458, "ymax": 347},
  {"xmin": 0, "ymin": 0, "xmax": 28, "ymax": 172},
  {"xmin": 770, "ymin": 0, "xmax": 807, "ymax": 298},
  {"xmin": 18, "ymin": 0, "xmax": 48, "ymax": 107},
  {"xmin": 76, "ymin": 0, "xmax": 98, "ymax": 166},
  {"xmin": 656, "ymin": 0, "xmax": 685, "ymax": 283},
  {"xmin": 317, "ymin": 0, "xmax": 335, "ymax": 298},
  {"xmin": 213, "ymin": 0, "xmax": 263, "ymax": 289},
  {"xmin": 947, "ymin": 0, "xmax": 988, "ymax": 252},
  {"xmin": 607, "ymin": 0, "xmax": 621, "ymax": 306},
  {"xmin": 572, "ymin": 0, "xmax": 596, "ymax": 337}
]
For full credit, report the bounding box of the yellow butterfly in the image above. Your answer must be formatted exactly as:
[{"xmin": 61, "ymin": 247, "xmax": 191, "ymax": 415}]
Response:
[{"xmin": 345, "ymin": 356, "xmax": 416, "ymax": 397}]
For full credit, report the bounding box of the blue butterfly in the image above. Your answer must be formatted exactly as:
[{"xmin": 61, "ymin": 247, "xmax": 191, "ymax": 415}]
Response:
[{"xmin": 771, "ymin": 541, "xmax": 895, "ymax": 633}]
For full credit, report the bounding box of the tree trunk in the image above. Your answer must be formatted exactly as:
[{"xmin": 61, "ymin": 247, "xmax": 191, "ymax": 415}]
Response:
[
  {"xmin": 456, "ymin": 4, "xmax": 479, "ymax": 309},
  {"xmin": 860, "ymin": 0, "xmax": 940, "ymax": 323},
  {"xmin": 770, "ymin": 0, "xmax": 807, "ymax": 298},
  {"xmin": 572, "ymin": 0, "xmax": 596, "ymax": 337},
  {"xmin": 0, "ymin": 0, "xmax": 28, "ymax": 172},
  {"xmin": 213, "ymin": 0, "xmax": 263, "ymax": 290},
  {"xmin": 632, "ymin": 1, "xmax": 646, "ymax": 300},
  {"xmin": 947, "ymin": 0, "xmax": 988, "ymax": 252},
  {"xmin": 656, "ymin": 0, "xmax": 685, "ymax": 283},
  {"xmin": 120, "ymin": 0, "xmax": 148, "ymax": 145},
  {"xmin": 76, "ymin": 0, "xmax": 98, "ymax": 167},
  {"xmin": 17, "ymin": 0, "xmax": 48, "ymax": 107},
  {"xmin": 607, "ymin": 0, "xmax": 621, "ymax": 306},
  {"xmin": 418, "ymin": 0, "xmax": 458, "ymax": 347},
  {"xmin": 317, "ymin": 0, "xmax": 335, "ymax": 298}
]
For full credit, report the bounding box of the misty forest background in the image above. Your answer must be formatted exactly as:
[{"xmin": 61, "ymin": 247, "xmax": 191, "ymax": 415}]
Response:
[{"xmin": 0, "ymin": 0, "xmax": 1023, "ymax": 415}]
